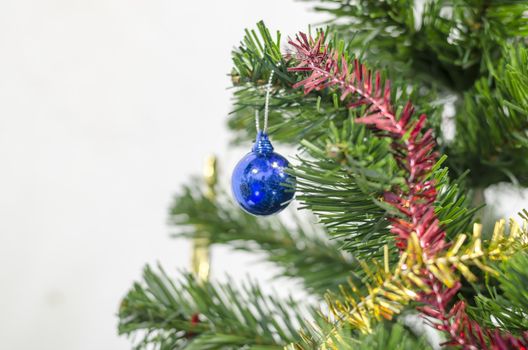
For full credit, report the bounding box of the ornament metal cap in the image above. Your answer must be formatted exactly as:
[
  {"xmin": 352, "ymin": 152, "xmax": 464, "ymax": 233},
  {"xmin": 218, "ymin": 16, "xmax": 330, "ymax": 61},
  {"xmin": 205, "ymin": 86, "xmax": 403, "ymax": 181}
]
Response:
[{"xmin": 252, "ymin": 131, "xmax": 274, "ymax": 155}]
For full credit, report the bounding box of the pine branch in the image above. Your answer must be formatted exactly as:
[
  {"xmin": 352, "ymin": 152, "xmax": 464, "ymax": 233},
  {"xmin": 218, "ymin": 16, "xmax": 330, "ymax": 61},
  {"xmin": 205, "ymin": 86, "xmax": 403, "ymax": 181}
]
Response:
[
  {"xmin": 468, "ymin": 248, "xmax": 528, "ymax": 335},
  {"xmin": 169, "ymin": 182, "xmax": 358, "ymax": 296},
  {"xmin": 299, "ymin": 1, "xmax": 528, "ymax": 188},
  {"xmin": 287, "ymin": 30, "xmax": 527, "ymax": 348},
  {"xmin": 301, "ymin": 0, "xmax": 528, "ymax": 92},
  {"xmin": 430, "ymin": 161, "xmax": 478, "ymax": 240},
  {"xmin": 289, "ymin": 31, "xmax": 447, "ymax": 256},
  {"xmin": 293, "ymin": 118, "xmax": 477, "ymax": 260},
  {"xmin": 231, "ymin": 13, "xmax": 528, "ymax": 190},
  {"xmin": 118, "ymin": 265, "xmax": 314, "ymax": 349},
  {"xmin": 229, "ymin": 21, "xmax": 439, "ymax": 147},
  {"xmin": 230, "ymin": 20, "xmax": 328, "ymax": 146},
  {"xmin": 348, "ymin": 321, "xmax": 432, "ymax": 350},
  {"xmin": 292, "ymin": 120, "xmax": 395, "ymax": 260},
  {"xmin": 449, "ymin": 44, "xmax": 528, "ymax": 187},
  {"xmin": 288, "ymin": 321, "xmax": 433, "ymax": 350}
]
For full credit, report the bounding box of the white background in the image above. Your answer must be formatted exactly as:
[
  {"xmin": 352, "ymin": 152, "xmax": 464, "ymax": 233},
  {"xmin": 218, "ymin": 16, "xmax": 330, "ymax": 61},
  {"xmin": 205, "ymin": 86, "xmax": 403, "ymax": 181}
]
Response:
[{"xmin": 0, "ymin": 1, "xmax": 526, "ymax": 350}]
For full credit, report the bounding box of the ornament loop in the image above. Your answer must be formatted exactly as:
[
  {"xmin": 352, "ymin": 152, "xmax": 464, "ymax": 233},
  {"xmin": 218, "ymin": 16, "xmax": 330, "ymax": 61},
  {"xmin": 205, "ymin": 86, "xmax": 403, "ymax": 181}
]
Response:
[{"xmin": 252, "ymin": 131, "xmax": 274, "ymax": 155}]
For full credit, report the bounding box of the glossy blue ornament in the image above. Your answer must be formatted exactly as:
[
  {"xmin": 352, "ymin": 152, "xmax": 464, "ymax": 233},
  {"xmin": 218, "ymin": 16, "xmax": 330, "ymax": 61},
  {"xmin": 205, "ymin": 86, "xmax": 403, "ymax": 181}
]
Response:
[{"xmin": 231, "ymin": 131, "xmax": 295, "ymax": 216}]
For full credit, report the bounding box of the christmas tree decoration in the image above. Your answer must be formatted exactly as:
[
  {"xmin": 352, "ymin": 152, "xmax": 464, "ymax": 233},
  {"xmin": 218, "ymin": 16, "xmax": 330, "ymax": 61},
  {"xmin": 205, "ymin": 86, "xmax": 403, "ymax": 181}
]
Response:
[
  {"xmin": 231, "ymin": 70, "xmax": 295, "ymax": 216},
  {"xmin": 190, "ymin": 155, "xmax": 216, "ymax": 283},
  {"xmin": 231, "ymin": 130, "xmax": 295, "ymax": 216}
]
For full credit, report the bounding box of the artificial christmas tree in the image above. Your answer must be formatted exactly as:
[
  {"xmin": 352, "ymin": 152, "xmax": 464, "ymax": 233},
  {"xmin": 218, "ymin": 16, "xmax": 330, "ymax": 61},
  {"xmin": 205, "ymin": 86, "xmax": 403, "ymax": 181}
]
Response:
[{"xmin": 118, "ymin": 2, "xmax": 528, "ymax": 349}]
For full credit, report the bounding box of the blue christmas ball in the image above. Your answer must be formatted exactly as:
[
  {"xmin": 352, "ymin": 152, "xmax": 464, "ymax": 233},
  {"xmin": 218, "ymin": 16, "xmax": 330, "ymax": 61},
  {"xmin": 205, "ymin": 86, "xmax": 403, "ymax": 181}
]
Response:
[{"xmin": 231, "ymin": 131, "xmax": 295, "ymax": 216}]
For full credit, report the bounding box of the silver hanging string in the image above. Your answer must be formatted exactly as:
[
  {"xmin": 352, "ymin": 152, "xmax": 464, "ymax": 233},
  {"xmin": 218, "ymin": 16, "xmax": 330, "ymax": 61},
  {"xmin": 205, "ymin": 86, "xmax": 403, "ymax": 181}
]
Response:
[
  {"xmin": 255, "ymin": 68, "xmax": 276, "ymax": 133},
  {"xmin": 254, "ymin": 110, "xmax": 261, "ymax": 133}
]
